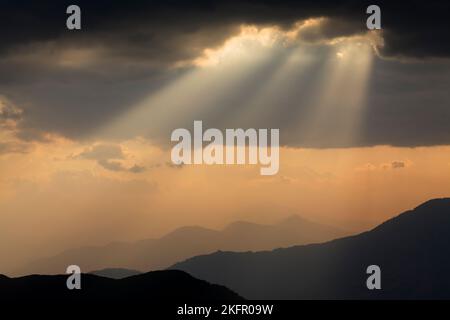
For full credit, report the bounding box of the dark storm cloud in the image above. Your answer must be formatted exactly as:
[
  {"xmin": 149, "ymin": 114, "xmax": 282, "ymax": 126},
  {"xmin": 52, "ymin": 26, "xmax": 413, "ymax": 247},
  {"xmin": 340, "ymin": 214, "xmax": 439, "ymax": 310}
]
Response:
[
  {"xmin": 0, "ymin": 0, "xmax": 449, "ymax": 148},
  {"xmin": 1, "ymin": 0, "xmax": 448, "ymax": 64}
]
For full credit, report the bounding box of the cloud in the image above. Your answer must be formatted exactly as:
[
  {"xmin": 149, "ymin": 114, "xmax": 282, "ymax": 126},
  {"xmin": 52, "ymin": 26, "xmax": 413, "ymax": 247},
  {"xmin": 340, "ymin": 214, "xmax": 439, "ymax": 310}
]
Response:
[
  {"xmin": 0, "ymin": 1, "xmax": 448, "ymax": 64},
  {"xmin": 96, "ymin": 160, "xmax": 146, "ymax": 173},
  {"xmin": 97, "ymin": 159, "xmax": 126, "ymax": 172},
  {"xmin": 356, "ymin": 160, "xmax": 411, "ymax": 171},
  {"xmin": 0, "ymin": 97, "xmax": 23, "ymax": 132},
  {"xmin": 0, "ymin": 1, "xmax": 449, "ymax": 148},
  {"xmin": 0, "ymin": 141, "xmax": 32, "ymax": 155},
  {"xmin": 295, "ymin": 17, "xmax": 364, "ymax": 45},
  {"xmin": 0, "ymin": 96, "xmax": 55, "ymax": 143},
  {"xmin": 77, "ymin": 143, "xmax": 145, "ymax": 173},
  {"xmin": 0, "ymin": 97, "xmax": 34, "ymax": 155},
  {"xmin": 0, "ymin": 98, "xmax": 22, "ymax": 122},
  {"xmin": 78, "ymin": 144, "xmax": 125, "ymax": 161},
  {"xmin": 390, "ymin": 161, "xmax": 406, "ymax": 169},
  {"xmin": 128, "ymin": 164, "xmax": 146, "ymax": 173}
]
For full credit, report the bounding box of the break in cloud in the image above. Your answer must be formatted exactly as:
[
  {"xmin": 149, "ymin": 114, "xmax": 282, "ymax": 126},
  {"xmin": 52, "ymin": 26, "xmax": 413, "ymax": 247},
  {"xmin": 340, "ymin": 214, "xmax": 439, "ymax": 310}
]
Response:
[{"xmin": 0, "ymin": 1, "xmax": 449, "ymax": 148}]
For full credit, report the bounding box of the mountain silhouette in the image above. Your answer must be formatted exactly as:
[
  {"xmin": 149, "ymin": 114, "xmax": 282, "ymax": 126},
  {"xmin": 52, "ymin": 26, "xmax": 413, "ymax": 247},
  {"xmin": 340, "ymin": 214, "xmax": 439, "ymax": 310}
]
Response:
[
  {"xmin": 17, "ymin": 215, "xmax": 344, "ymax": 276},
  {"xmin": 0, "ymin": 270, "xmax": 242, "ymax": 301},
  {"xmin": 89, "ymin": 268, "xmax": 141, "ymax": 279},
  {"xmin": 172, "ymin": 198, "xmax": 450, "ymax": 299}
]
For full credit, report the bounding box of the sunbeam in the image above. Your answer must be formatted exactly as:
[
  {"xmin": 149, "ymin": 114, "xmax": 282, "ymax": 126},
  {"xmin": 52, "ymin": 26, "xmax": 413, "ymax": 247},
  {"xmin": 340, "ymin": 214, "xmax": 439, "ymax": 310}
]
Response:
[
  {"xmin": 96, "ymin": 26, "xmax": 288, "ymax": 142},
  {"xmin": 297, "ymin": 39, "xmax": 374, "ymax": 147}
]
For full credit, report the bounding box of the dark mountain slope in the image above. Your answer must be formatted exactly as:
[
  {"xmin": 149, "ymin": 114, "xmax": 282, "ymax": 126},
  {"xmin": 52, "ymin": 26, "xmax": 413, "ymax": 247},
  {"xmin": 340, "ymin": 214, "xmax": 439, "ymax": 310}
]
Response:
[
  {"xmin": 172, "ymin": 198, "xmax": 450, "ymax": 299},
  {"xmin": 0, "ymin": 270, "xmax": 242, "ymax": 301}
]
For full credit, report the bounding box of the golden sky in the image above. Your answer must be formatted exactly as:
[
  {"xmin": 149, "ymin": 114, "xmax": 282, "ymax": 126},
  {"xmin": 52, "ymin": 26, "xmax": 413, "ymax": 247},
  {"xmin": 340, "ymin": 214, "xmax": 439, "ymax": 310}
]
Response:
[
  {"xmin": 2, "ymin": 135, "xmax": 450, "ymax": 271},
  {"xmin": 1, "ymin": 9, "xmax": 450, "ymax": 275}
]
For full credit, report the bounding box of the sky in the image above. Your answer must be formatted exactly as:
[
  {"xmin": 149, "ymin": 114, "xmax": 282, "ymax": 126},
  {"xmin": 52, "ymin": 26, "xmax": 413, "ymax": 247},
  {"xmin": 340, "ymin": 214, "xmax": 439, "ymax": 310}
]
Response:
[{"xmin": 1, "ymin": 0, "xmax": 450, "ymax": 273}]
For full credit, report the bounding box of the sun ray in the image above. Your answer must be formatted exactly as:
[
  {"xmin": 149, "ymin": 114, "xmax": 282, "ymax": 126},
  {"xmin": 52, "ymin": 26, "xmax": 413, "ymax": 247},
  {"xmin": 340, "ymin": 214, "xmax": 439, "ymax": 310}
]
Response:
[{"xmin": 297, "ymin": 39, "xmax": 374, "ymax": 147}]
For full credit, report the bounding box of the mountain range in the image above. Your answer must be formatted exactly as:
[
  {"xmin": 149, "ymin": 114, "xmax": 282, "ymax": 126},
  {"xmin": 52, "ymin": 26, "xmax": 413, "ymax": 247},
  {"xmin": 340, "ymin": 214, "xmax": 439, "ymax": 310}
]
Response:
[
  {"xmin": 172, "ymin": 198, "xmax": 450, "ymax": 299},
  {"xmin": 16, "ymin": 215, "xmax": 345, "ymax": 276},
  {"xmin": 0, "ymin": 270, "xmax": 242, "ymax": 301}
]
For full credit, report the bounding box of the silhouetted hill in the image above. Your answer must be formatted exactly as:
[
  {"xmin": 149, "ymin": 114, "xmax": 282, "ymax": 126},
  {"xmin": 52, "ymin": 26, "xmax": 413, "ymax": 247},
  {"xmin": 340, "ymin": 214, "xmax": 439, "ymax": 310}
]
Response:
[
  {"xmin": 17, "ymin": 216, "xmax": 345, "ymax": 276},
  {"xmin": 0, "ymin": 270, "xmax": 242, "ymax": 301},
  {"xmin": 172, "ymin": 198, "xmax": 450, "ymax": 299},
  {"xmin": 89, "ymin": 268, "xmax": 142, "ymax": 279}
]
